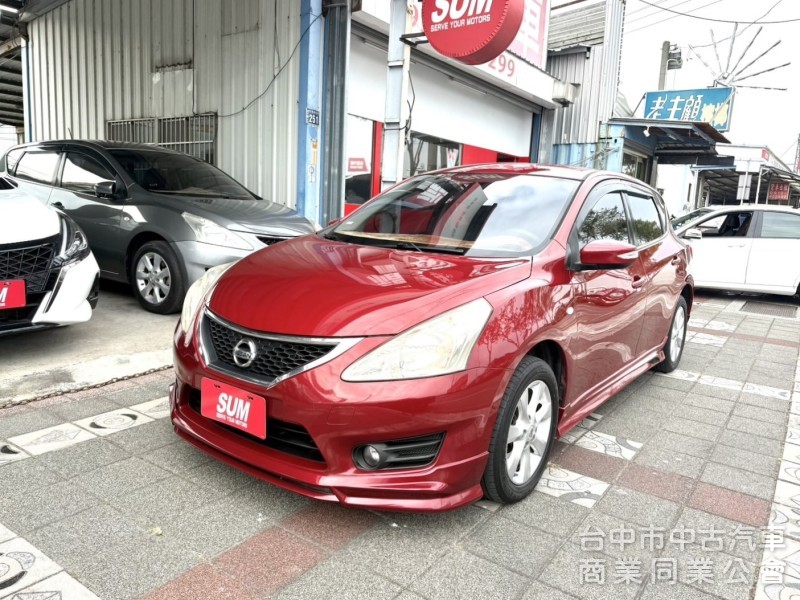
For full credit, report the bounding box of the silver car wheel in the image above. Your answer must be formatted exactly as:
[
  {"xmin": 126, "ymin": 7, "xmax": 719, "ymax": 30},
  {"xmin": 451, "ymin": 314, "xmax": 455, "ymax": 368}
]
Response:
[
  {"xmin": 135, "ymin": 252, "xmax": 171, "ymax": 305},
  {"xmin": 505, "ymin": 380, "xmax": 552, "ymax": 485},
  {"xmin": 669, "ymin": 304, "xmax": 686, "ymax": 363}
]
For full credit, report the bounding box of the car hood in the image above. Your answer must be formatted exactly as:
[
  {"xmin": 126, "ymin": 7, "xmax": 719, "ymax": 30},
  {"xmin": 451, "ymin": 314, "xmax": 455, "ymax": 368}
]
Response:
[
  {"xmin": 208, "ymin": 235, "xmax": 532, "ymax": 337},
  {"xmin": 142, "ymin": 192, "xmax": 316, "ymax": 236},
  {"xmin": 0, "ymin": 191, "xmax": 60, "ymax": 243}
]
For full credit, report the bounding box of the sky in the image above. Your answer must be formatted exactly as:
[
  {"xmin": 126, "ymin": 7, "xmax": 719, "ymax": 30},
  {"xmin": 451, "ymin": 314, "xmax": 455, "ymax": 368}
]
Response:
[{"xmin": 618, "ymin": 0, "xmax": 800, "ymax": 168}]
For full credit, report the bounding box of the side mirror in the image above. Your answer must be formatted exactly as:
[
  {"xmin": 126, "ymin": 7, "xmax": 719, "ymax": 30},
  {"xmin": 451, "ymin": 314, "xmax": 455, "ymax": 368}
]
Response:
[
  {"xmin": 683, "ymin": 228, "xmax": 702, "ymax": 240},
  {"xmin": 578, "ymin": 240, "xmax": 639, "ymax": 270},
  {"xmin": 95, "ymin": 180, "xmax": 118, "ymax": 199}
]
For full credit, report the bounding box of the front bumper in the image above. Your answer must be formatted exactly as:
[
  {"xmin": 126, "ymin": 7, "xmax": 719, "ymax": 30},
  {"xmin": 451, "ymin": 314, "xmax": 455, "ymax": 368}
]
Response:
[{"xmin": 171, "ymin": 328, "xmax": 507, "ymax": 511}]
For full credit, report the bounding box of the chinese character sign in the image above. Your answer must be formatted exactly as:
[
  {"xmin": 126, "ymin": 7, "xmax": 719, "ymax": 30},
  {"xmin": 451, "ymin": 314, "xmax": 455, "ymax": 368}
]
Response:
[
  {"xmin": 769, "ymin": 182, "xmax": 790, "ymax": 201},
  {"xmin": 643, "ymin": 88, "xmax": 734, "ymax": 131}
]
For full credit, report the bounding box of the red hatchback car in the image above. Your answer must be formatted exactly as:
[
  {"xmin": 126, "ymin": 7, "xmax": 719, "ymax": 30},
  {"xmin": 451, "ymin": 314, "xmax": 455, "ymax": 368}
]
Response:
[{"xmin": 170, "ymin": 164, "xmax": 693, "ymax": 511}]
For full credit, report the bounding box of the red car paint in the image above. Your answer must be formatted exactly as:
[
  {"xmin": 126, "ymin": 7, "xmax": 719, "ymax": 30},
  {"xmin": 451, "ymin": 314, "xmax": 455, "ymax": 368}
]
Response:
[{"xmin": 171, "ymin": 164, "xmax": 692, "ymax": 511}]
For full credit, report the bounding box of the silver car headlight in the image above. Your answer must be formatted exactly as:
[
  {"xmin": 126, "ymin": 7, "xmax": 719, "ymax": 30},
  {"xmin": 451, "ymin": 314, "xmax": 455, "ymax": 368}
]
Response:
[
  {"xmin": 182, "ymin": 212, "xmax": 253, "ymax": 251},
  {"xmin": 342, "ymin": 299, "xmax": 493, "ymax": 382},
  {"xmin": 180, "ymin": 262, "xmax": 234, "ymax": 340}
]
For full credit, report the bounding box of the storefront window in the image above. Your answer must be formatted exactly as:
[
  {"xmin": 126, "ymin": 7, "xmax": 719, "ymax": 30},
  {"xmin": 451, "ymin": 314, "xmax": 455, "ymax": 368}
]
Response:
[
  {"xmin": 404, "ymin": 133, "xmax": 461, "ymax": 178},
  {"xmin": 622, "ymin": 152, "xmax": 649, "ymax": 182},
  {"xmin": 345, "ymin": 114, "xmax": 376, "ymax": 206}
]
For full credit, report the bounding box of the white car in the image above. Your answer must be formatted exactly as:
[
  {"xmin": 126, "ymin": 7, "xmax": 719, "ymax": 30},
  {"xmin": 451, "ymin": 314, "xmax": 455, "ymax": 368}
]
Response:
[
  {"xmin": 1, "ymin": 190, "xmax": 100, "ymax": 334},
  {"xmin": 675, "ymin": 205, "xmax": 800, "ymax": 297}
]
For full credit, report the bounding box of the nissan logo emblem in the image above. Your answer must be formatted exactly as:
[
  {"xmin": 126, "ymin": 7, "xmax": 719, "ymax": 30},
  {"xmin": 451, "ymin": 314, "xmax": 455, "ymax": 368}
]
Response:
[{"xmin": 232, "ymin": 339, "xmax": 257, "ymax": 368}]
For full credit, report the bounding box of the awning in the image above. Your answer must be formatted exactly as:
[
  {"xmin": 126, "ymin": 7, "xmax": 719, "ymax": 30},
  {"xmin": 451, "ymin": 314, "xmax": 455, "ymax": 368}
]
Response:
[
  {"xmin": 608, "ymin": 117, "xmax": 731, "ymax": 165},
  {"xmin": 695, "ymin": 164, "xmax": 800, "ymax": 205}
]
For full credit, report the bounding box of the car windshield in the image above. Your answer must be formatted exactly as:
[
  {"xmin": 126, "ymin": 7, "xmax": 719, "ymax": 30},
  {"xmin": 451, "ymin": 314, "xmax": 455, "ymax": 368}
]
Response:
[
  {"xmin": 109, "ymin": 149, "xmax": 256, "ymax": 200},
  {"xmin": 327, "ymin": 173, "xmax": 580, "ymax": 257},
  {"xmin": 671, "ymin": 207, "xmax": 713, "ymax": 229}
]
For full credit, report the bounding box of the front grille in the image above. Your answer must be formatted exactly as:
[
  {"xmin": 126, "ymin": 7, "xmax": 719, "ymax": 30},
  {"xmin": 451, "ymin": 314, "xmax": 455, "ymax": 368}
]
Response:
[
  {"xmin": 0, "ymin": 237, "xmax": 56, "ymax": 293},
  {"xmin": 256, "ymin": 236, "xmax": 290, "ymax": 246},
  {"xmin": 188, "ymin": 388, "xmax": 324, "ymax": 463},
  {"xmin": 203, "ymin": 312, "xmax": 336, "ymax": 384}
]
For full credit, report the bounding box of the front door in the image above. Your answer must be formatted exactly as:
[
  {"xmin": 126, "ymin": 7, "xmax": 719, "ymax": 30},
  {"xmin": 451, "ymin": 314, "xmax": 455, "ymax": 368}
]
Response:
[{"xmin": 685, "ymin": 210, "xmax": 754, "ymax": 287}]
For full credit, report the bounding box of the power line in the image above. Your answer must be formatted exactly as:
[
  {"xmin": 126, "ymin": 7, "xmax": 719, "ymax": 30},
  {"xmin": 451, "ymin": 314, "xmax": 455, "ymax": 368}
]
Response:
[
  {"xmin": 636, "ymin": 0, "xmax": 800, "ymax": 24},
  {"xmin": 625, "ymin": 0, "xmax": 723, "ymax": 35},
  {"xmin": 692, "ymin": 0, "xmax": 783, "ymax": 48},
  {"xmin": 626, "ymin": 0, "xmax": 698, "ymax": 25}
]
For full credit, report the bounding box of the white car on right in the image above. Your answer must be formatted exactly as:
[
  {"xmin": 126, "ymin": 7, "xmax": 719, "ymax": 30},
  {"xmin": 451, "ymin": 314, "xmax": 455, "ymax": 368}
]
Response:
[{"xmin": 675, "ymin": 205, "xmax": 800, "ymax": 298}]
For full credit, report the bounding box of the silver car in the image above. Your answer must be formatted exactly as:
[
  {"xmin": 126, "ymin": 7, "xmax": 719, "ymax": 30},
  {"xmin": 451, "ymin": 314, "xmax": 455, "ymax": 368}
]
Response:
[{"xmin": 1, "ymin": 141, "xmax": 315, "ymax": 313}]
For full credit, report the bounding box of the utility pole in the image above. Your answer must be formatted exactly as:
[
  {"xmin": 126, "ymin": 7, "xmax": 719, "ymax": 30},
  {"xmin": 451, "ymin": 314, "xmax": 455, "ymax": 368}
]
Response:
[
  {"xmin": 795, "ymin": 133, "xmax": 800, "ymax": 174},
  {"xmin": 381, "ymin": 0, "xmax": 412, "ymax": 190},
  {"xmin": 658, "ymin": 41, "xmax": 670, "ymax": 90}
]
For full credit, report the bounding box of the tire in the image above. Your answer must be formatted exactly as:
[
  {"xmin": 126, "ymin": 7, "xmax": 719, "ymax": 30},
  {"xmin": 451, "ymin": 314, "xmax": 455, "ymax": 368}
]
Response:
[
  {"xmin": 482, "ymin": 356, "xmax": 558, "ymax": 504},
  {"xmin": 130, "ymin": 241, "xmax": 186, "ymax": 314},
  {"xmin": 654, "ymin": 296, "xmax": 688, "ymax": 373}
]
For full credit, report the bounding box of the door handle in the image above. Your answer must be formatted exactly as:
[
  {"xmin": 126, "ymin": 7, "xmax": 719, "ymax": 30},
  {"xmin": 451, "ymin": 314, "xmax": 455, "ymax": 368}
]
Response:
[
  {"xmin": 52, "ymin": 201, "xmax": 64, "ymax": 209},
  {"xmin": 726, "ymin": 243, "xmax": 745, "ymax": 248},
  {"xmin": 632, "ymin": 276, "xmax": 646, "ymax": 289}
]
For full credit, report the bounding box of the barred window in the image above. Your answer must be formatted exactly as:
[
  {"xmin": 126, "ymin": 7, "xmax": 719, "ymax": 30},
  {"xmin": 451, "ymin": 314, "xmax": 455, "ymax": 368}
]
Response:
[{"xmin": 106, "ymin": 114, "xmax": 216, "ymax": 165}]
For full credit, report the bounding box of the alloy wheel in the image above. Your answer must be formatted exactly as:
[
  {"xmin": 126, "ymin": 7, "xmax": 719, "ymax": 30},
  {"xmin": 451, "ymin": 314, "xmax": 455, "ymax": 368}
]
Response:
[
  {"xmin": 135, "ymin": 252, "xmax": 171, "ymax": 305},
  {"xmin": 505, "ymin": 380, "xmax": 552, "ymax": 485},
  {"xmin": 669, "ymin": 304, "xmax": 686, "ymax": 363}
]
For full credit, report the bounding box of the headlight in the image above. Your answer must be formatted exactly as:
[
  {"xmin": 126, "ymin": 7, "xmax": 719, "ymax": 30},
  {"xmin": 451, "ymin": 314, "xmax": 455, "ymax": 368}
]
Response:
[
  {"xmin": 57, "ymin": 214, "xmax": 90, "ymax": 264},
  {"xmin": 342, "ymin": 299, "xmax": 493, "ymax": 381},
  {"xmin": 180, "ymin": 262, "xmax": 234, "ymax": 339},
  {"xmin": 182, "ymin": 212, "xmax": 253, "ymax": 251}
]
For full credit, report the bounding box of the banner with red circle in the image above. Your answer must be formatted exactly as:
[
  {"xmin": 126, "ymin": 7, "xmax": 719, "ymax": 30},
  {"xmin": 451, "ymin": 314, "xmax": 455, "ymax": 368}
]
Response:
[{"xmin": 422, "ymin": 0, "xmax": 526, "ymax": 66}]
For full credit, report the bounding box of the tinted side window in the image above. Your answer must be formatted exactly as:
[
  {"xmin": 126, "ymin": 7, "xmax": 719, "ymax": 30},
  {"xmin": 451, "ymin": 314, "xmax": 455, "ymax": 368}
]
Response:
[
  {"xmin": 62, "ymin": 153, "xmax": 115, "ymax": 194},
  {"xmin": 15, "ymin": 151, "xmax": 60, "ymax": 185},
  {"xmin": 760, "ymin": 212, "xmax": 800, "ymax": 239},
  {"xmin": 578, "ymin": 192, "xmax": 631, "ymax": 246},
  {"xmin": 627, "ymin": 194, "xmax": 664, "ymax": 244}
]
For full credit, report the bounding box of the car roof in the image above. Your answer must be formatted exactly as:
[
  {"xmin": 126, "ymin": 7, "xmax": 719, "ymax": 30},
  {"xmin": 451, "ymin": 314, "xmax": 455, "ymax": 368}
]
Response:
[
  {"xmin": 9, "ymin": 140, "xmax": 185, "ymax": 154},
  {"xmin": 427, "ymin": 162, "xmax": 656, "ymax": 186},
  {"xmin": 703, "ymin": 204, "xmax": 799, "ymax": 213}
]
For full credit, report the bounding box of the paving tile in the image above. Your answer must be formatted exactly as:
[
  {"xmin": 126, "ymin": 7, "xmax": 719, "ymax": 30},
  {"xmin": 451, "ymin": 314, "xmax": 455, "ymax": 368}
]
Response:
[
  {"xmin": 140, "ymin": 563, "xmax": 258, "ymax": 600},
  {"xmin": 592, "ymin": 414, "xmax": 658, "ymax": 444},
  {"xmin": 783, "ymin": 442, "xmax": 800, "ymax": 467},
  {"xmin": 279, "ymin": 502, "xmax": 378, "ymax": 549},
  {"xmin": 183, "ymin": 459, "xmax": 257, "ymax": 495},
  {"xmin": 44, "ymin": 395, "xmax": 121, "ymax": 422},
  {"xmin": 634, "ymin": 446, "xmax": 706, "ymax": 479},
  {"xmin": 691, "ymin": 383, "xmax": 742, "ymax": 401},
  {"xmin": 8, "ymin": 423, "xmax": 95, "ymax": 456},
  {"xmin": 536, "ymin": 465, "xmax": 610, "ymax": 508},
  {"xmin": 129, "ymin": 396, "xmax": 170, "ymax": 420},
  {"xmin": 568, "ymin": 510, "xmax": 658, "ymax": 566},
  {"xmin": 35, "ymin": 436, "xmax": 130, "ymax": 479},
  {"xmin": 104, "ymin": 385, "xmax": 163, "ymax": 407},
  {"xmin": 594, "ymin": 485, "xmax": 681, "ymax": 528},
  {"xmin": 658, "ymin": 546, "xmax": 756, "ymax": 600},
  {"xmin": 774, "ymin": 479, "xmax": 800, "ymax": 512},
  {"xmin": 732, "ymin": 402, "xmax": 788, "ymax": 425},
  {"xmin": 0, "ymin": 459, "xmax": 63, "ymax": 497},
  {"xmin": 228, "ymin": 480, "xmax": 311, "ymax": 524},
  {"xmin": 700, "ymin": 463, "xmax": 775, "ymax": 501},
  {"xmin": 74, "ymin": 407, "xmax": 154, "ymax": 438},
  {"xmin": 646, "ymin": 376, "xmax": 696, "ymax": 392},
  {"xmin": 574, "ymin": 430, "xmax": 642, "ymax": 460},
  {"xmin": 138, "ymin": 440, "xmax": 213, "ymax": 474},
  {"xmin": 551, "ymin": 445, "xmax": 627, "ymax": 483},
  {"xmin": 688, "ymin": 482, "xmax": 771, "ymax": 527},
  {"xmin": 0, "ymin": 408, "xmax": 63, "ymax": 439},
  {"xmin": 0, "ymin": 536, "xmax": 63, "ymax": 599},
  {"xmin": 662, "ymin": 417, "xmax": 720, "ymax": 442},
  {"xmin": 522, "ymin": 581, "xmax": 579, "ymax": 600},
  {"xmin": 0, "ymin": 523, "xmax": 16, "ymax": 543},
  {"xmin": 769, "ymin": 503, "xmax": 800, "ymax": 541},
  {"xmin": 676, "ymin": 405, "xmax": 730, "ymax": 426},
  {"xmin": 105, "ymin": 418, "xmax": 175, "ymax": 454},
  {"xmin": 710, "ymin": 444, "xmax": 780, "ymax": 478},
  {"xmin": 10, "ymin": 571, "xmax": 102, "ymax": 600},
  {"xmin": 464, "ymin": 516, "xmax": 562, "ymax": 578},
  {"xmin": 673, "ymin": 506, "xmax": 763, "ymax": 563},
  {"xmin": 213, "ymin": 527, "xmax": 327, "ymax": 596},
  {"xmin": 109, "ymin": 475, "xmax": 221, "ymax": 524},
  {"xmin": 71, "ymin": 456, "xmax": 172, "ymax": 500},
  {"xmin": 648, "ymin": 431, "xmax": 715, "ymax": 460},
  {"xmin": 726, "ymin": 415, "xmax": 787, "ymax": 440},
  {"xmin": 501, "ymin": 490, "xmax": 589, "ymax": 538},
  {"xmin": 539, "ymin": 543, "xmax": 641, "ymax": 600},
  {"xmin": 274, "ymin": 557, "xmax": 400, "ymax": 600},
  {"xmin": 0, "ymin": 441, "xmax": 29, "ymax": 466},
  {"xmin": 738, "ymin": 392, "xmax": 791, "ymax": 414},
  {"xmin": 639, "ymin": 581, "xmax": 732, "ymax": 600},
  {"xmin": 618, "ymin": 463, "xmax": 695, "ymax": 504},
  {"xmin": 0, "ymin": 480, "xmax": 100, "ymax": 535},
  {"xmin": 409, "ymin": 548, "xmax": 530, "ymax": 600},
  {"xmin": 717, "ymin": 429, "xmax": 784, "ymax": 459},
  {"xmin": 634, "ymin": 386, "xmax": 688, "ymax": 404}
]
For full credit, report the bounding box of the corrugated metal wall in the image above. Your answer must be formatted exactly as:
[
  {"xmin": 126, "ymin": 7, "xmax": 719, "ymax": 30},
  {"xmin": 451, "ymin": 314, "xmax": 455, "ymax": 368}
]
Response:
[
  {"xmin": 26, "ymin": 0, "xmax": 301, "ymax": 206},
  {"xmin": 547, "ymin": 0, "xmax": 626, "ymax": 146}
]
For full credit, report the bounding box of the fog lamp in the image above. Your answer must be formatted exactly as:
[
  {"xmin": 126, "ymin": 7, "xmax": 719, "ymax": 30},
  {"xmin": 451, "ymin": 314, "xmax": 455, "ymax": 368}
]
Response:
[{"xmin": 362, "ymin": 445, "xmax": 382, "ymax": 468}]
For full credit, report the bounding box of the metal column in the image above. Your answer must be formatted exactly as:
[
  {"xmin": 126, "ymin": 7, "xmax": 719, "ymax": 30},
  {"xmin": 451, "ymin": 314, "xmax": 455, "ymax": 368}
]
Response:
[
  {"xmin": 321, "ymin": 1, "xmax": 351, "ymax": 224},
  {"xmin": 380, "ymin": 0, "xmax": 412, "ymax": 189}
]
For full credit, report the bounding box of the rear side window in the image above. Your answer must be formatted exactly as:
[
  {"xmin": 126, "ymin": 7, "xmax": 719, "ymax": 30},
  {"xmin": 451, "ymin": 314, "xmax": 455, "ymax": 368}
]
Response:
[
  {"xmin": 4, "ymin": 148, "xmax": 23, "ymax": 174},
  {"xmin": 760, "ymin": 212, "xmax": 800, "ymax": 239},
  {"xmin": 61, "ymin": 153, "xmax": 116, "ymax": 194},
  {"xmin": 578, "ymin": 192, "xmax": 631, "ymax": 245},
  {"xmin": 627, "ymin": 194, "xmax": 664, "ymax": 244},
  {"xmin": 15, "ymin": 151, "xmax": 60, "ymax": 185}
]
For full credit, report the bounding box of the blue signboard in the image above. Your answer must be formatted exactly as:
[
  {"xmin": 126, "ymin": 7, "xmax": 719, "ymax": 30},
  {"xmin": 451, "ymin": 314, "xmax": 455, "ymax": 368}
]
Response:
[{"xmin": 643, "ymin": 87, "xmax": 734, "ymax": 132}]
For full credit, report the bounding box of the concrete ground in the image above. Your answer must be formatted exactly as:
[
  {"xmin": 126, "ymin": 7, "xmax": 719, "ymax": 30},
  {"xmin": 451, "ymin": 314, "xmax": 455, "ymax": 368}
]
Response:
[
  {"xmin": 1, "ymin": 281, "xmax": 176, "ymax": 406},
  {"xmin": 0, "ymin": 291, "xmax": 799, "ymax": 599}
]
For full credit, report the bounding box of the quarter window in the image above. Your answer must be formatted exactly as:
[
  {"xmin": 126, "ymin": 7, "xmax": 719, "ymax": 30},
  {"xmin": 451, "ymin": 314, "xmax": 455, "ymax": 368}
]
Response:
[
  {"xmin": 15, "ymin": 151, "xmax": 60, "ymax": 185},
  {"xmin": 61, "ymin": 153, "xmax": 116, "ymax": 194},
  {"xmin": 627, "ymin": 194, "xmax": 664, "ymax": 244},
  {"xmin": 578, "ymin": 192, "xmax": 630, "ymax": 246},
  {"xmin": 760, "ymin": 212, "xmax": 800, "ymax": 239}
]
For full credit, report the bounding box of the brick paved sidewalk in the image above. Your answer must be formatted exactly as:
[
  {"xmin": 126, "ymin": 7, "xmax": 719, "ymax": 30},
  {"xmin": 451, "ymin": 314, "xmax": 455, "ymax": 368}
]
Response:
[{"xmin": 0, "ymin": 292, "xmax": 799, "ymax": 600}]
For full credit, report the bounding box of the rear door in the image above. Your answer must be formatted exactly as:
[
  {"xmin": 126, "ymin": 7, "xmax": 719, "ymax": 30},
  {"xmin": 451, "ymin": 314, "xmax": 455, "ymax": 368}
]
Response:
[
  {"xmin": 49, "ymin": 149, "xmax": 126, "ymax": 275},
  {"xmin": 684, "ymin": 210, "xmax": 754, "ymax": 286},
  {"xmin": 745, "ymin": 210, "xmax": 800, "ymax": 294},
  {"xmin": 8, "ymin": 147, "xmax": 61, "ymax": 205}
]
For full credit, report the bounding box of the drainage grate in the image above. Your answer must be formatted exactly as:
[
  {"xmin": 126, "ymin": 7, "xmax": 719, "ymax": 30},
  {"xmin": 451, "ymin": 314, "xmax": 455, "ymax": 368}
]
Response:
[{"xmin": 740, "ymin": 301, "xmax": 798, "ymax": 318}]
